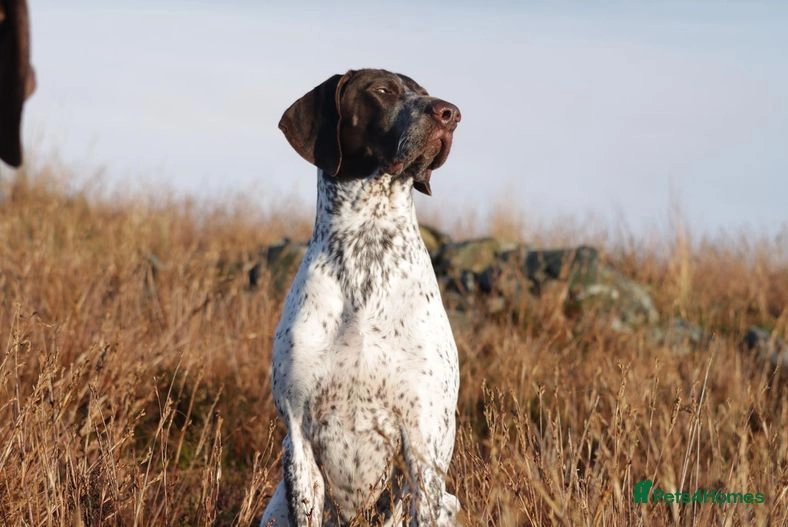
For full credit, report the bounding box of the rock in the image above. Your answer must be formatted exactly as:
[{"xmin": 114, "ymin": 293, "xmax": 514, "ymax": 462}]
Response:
[
  {"xmin": 245, "ymin": 229, "xmax": 663, "ymax": 335},
  {"xmin": 522, "ymin": 246, "xmax": 599, "ymax": 293},
  {"xmin": 435, "ymin": 238, "xmax": 510, "ymax": 276},
  {"xmin": 239, "ymin": 227, "xmax": 788, "ymax": 378},
  {"xmin": 470, "ymin": 245, "xmax": 599, "ymax": 298},
  {"xmin": 650, "ymin": 318, "xmax": 705, "ymax": 354},
  {"xmin": 743, "ymin": 327, "xmax": 788, "ymax": 368},
  {"xmin": 432, "ymin": 239, "xmax": 659, "ymax": 332},
  {"xmin": 591, "ymin": 266, "xmax": 660, "ymax": 329},
  {"xmin": 743, "ymin": 326, "xmax": 770, "ymax": 350},
  {"xmin": 419, "ymin": 224, "xmax": 452, "ymax": 261},
  {"xmin": 434, "ymin": 238, "xmax": 524, "ymax": 305},
  {"xmin": 248, "ymin": 238, "xmax": 307, "ymax": 293},
  {"xmin": 475, "ymin": 261, "xmax": 526, "ymax": 309},
  {"xmin": 468, "ymin": 244, "xmax": 657, "ymax": 331}
]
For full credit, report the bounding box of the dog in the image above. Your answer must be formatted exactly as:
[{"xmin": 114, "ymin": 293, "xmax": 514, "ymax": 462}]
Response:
[
  {"xmin": 0, "ymin": 0, "xmax": 35, "ymax": 167},
  {"xmin": 261, "ymin": 69, "xmax": 462, "ymax": 526}
]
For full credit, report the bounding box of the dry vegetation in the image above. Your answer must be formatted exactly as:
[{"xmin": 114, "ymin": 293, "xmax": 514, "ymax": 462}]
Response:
[{"xmin": 1, "ymin": 166, "xmax": 786, "ymax": 526}]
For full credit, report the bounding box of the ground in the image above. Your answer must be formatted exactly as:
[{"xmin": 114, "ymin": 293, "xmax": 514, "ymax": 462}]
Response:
[{"xmin": 0, "ymin": 167, "xmax": 786, "ymax": 526}]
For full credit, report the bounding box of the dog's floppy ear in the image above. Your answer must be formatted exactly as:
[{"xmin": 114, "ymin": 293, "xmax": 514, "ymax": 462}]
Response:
[
  {"xmin": 279, "ymin": 70, "xmax": 354, "ymax": 177},
  {"xmin": 0, "ymin": 0, "xmax": 35, "ymax": 168}
]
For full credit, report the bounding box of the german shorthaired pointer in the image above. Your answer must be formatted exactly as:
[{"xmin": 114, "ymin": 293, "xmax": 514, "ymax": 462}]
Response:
[
  {"xmin": 261, "ymin": 69, "xmax": 461, "ymax": 526},
  {"xmin": 0, "ymin": 0, "xmax": 35, "ymax": 167}
]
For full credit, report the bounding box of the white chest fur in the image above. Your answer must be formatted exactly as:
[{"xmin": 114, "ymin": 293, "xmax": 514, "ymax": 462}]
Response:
[{"xmin": 270, "ymin": 171, "xmax": 459, "ymax": 518}]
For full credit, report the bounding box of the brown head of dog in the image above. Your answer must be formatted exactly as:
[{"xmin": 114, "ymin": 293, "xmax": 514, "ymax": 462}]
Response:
[{"xmin": 278, "ymin": 68, "xmax": 460, "ymax": 196}]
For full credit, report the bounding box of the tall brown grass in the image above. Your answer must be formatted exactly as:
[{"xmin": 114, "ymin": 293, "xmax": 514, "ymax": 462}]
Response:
[{"xmin": 0, "ymin": 166, "xmax": 786, "ymax": 526}]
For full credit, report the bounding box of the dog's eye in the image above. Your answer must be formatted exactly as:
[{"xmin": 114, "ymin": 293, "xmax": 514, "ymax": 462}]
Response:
[{"xmin": 374, "ymin": 86, "xmax": 393, "ymax": 95}]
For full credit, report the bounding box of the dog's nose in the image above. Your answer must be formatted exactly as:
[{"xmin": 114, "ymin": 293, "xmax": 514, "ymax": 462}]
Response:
[{"xmin": 428, "ymin": 99, "xmax": 461, "ymax": 129}]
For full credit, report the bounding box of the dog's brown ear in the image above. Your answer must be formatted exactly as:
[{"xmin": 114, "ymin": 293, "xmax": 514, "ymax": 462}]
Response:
[
  {"xmin": 279, "ymin": 71, "xmax": 354, "ymax": 177},
  {"xmin": 0, "ymin": 0, "xmax": 35, "ymax": 168}
]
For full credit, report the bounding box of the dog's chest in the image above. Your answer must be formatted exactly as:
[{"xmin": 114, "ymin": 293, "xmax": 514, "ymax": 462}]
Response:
[
  {"xmin": 272, "ymin": 218, "xmax": 455, "ymax": 414},
  {"xmin": 272, "ymin": 223, "xmax": 457, "ymax": 510},
  {"xmin": 269, "ymin": 174, "xmax": 460, "ymax": 516},
  {"xmin": 273, "ymin": 175, "xmax": 457, "ymax": 419}
]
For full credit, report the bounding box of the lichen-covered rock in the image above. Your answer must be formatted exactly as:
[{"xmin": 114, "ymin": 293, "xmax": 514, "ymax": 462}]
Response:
[
  {"xmin": 743, "ymin": 326, "xmax": 788, "ymax": 368},
  {"xmin": 435, "ymin": 238, "xmax": 515, "ymax": 276},
  {"xmin": 650, "ymin": 317, "xmax": 705, "ymax": 354},
  {"xmin": 247, "ymin": 225, "xmax": 665, "ymax": 337},
  {"xmin": 248, "ymin": 238, "xmax": 306, "ymax": 293},
  {"xmin": 450, "ymin": 244, "xmax": 657, "ymax": 331},
  {"xmin": 243, "ymin": 225, "xmax": 788, "ymax": 370},
  {"xmin": 574, "ymin": 266, "xmax": 660, "ymax": 331},
  {"xmin": 522, "ymin": 246, "xmax": 599, "ymax": 293},
  {"xmin": 419, "ymin": 224, "xmax": 452, "ymax": 261}
]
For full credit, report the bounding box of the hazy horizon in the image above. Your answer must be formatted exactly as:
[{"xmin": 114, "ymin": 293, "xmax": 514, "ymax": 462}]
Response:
[{"xmin": 17, "ymin": 1, "xmax": 788, "ymax": 239}]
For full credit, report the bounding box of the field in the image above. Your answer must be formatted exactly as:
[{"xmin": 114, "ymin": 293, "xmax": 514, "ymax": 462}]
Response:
[{"xmin": 1, "ymin": 167, "xmax": 786, "ymax": 526}]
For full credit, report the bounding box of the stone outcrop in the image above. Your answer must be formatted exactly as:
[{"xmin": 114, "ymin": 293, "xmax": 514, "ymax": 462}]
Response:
[{"xmin": 248, "ymin": 225, "xmax": 782, "ymax": 365}]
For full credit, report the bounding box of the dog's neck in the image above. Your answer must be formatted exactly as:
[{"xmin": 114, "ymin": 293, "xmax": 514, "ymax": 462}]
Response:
[
  {"xmin": 313, "ymin": 169, "xmax": 420, "ymax": 239},
  {"xmin": 310, "ymin": 169, "xmax": 427, "ymax": 308},
  {"xmin": 315, "ymin": 170, "xmax": 416, "ymax": 228}
]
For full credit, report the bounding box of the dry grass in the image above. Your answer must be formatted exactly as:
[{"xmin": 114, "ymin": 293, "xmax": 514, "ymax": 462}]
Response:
[{"xmin": 0, "ymin": 166, "xmax": 786, "ymax": 526}]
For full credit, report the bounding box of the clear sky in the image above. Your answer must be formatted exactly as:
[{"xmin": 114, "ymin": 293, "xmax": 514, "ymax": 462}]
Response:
[{"xmin": 21, "ymin": 1, "xmax": 788, "ymax": 238}]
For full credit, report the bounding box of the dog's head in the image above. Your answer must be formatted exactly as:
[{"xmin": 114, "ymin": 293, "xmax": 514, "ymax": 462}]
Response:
[{"xmin": 279, "ymin": 69, "xmax": 460, "ymax": 196}]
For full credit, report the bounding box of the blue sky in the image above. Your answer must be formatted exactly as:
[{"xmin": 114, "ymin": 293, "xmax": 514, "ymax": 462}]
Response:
[{"xmin": 21, "ymin": 1, "xmax": 788, "ymax": 237}]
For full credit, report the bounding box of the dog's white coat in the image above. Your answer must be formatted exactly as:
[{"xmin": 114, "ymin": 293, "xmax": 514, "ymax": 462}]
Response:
[{"xmin": 261, "ymin": 171, "xmax": 460, "ymax": 526}]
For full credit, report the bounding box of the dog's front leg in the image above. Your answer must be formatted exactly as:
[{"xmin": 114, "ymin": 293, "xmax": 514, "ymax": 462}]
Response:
[
  {"xmin": 260, "ymin": 480, "xmax": 289, "ymax": 526},
  {"xmin": 282, "ymin": 405, "xmax": 325, "ymax": 527},
  {"xmin": 401, "ymin": 430, "xmax": 460, "ymax": 526},
  {"xmin": 406, "ymin": 464, "xmax": 459, "ymax": 526}
]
